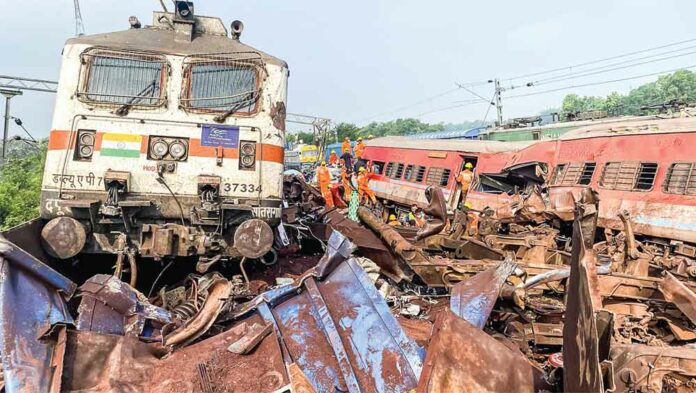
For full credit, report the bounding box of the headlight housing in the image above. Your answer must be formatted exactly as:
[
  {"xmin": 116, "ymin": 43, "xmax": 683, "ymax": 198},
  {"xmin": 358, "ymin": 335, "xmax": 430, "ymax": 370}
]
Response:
[
  {"xmin": 239, "ymin": 140, "xmax": 256, "ymax": 170},
  {"xmin": 148, "ymin": 137, "xmax": 189, "ymax": 161},
  {"xmin": 74, "ymin": 129, "xmax": 96, "ymax": 161}
]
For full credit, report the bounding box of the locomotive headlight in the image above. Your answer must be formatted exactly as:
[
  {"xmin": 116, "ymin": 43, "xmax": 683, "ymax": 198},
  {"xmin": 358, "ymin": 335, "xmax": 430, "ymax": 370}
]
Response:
[
  {"xmin": 151, "ymin": 139, "xmax": 169, "ymax": 159},
  {"xmin": 169, "ymin": 140, "xmax": 187, "ymax": 160},
  {"xmin": 74, "ymin": 129, "xmax": 96, "ymax": 161},
  {"xmin": 239, "ymin": 141, "xmax": 256, "ymax": 170}
]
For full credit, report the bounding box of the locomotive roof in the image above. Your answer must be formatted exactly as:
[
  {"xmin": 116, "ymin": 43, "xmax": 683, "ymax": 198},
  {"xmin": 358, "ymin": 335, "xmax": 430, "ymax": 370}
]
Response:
[
  {"xmin": 559, "ymin": 115, "xmax": 696, "ymax": 140},
  {"xmin": 66, "ymin": 12, "xmax": 287, "ymax": 67},
  {"xmin": 368, "ymin": 136, "xmax": 533, "ymax": 154}
]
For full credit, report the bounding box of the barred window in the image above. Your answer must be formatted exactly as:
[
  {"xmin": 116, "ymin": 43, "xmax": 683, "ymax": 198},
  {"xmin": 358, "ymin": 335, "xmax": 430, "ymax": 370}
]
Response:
[
  {"xmin": 394, "ymin": 163, "xmax": 405, "ymax": 179},
  {"xmin": 426, "ymin": 167, "xmax": 451, "ymax": 187},
  {"xmin": 385, "ymin": 162, "xmax": 395, "ymax": 178},
  {"xmin": 663, "ymin": 162, "xmax": 696, "ymax": 195},
  {"xmin": 550, "ymin": 162, "xmax": 596, "ymax": 186},
  {"xmin": 80, "ymin": 49, "xmax": 167, "ymax": 106},
  {"xmin": 600, "ymin": 161, "xmax": 658, "ymax": 191},
  {"xmin": 414, "ymin": 166, "xmax": 426, "ymax": 183},
  {"xmin": 182, "ymin": 54, "xmax": 263, "ymax": 113},
  {"xmin": 404, "ymin": 165, "xmax": 414, "ymax": 181}
]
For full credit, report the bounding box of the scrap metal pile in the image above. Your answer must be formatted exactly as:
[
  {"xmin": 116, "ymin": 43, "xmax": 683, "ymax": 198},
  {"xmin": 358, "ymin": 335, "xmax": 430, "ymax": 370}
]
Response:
[{"xmin": 1, "ymin": 175, "xmax": 695, "ymax": 392}]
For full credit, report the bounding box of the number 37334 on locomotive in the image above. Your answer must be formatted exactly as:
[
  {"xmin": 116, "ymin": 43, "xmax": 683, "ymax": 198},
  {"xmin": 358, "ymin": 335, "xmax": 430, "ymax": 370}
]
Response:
[{"xmin": 39, "ymin": 4, "xmax": 288, "ymax": 262}]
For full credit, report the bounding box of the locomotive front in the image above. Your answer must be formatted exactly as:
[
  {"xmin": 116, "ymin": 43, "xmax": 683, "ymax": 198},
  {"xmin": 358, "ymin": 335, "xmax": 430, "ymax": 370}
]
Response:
[{"xmin": 39, "ymin": 3, "xmax": 288, "ymax": 263}]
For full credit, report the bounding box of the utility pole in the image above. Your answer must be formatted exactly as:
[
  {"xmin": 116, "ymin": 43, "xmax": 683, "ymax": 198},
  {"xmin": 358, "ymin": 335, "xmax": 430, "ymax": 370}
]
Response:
[
  {"xmin": 1, "ymin": 89, "xmax": 23, "ymax": 161},
  {"xmin": 74, "ymin": 0, "xmax": 85, "ymax": 36},
  {"xmin": 494, "ymin": 79, "xmax": 504, "ymax": 126}
]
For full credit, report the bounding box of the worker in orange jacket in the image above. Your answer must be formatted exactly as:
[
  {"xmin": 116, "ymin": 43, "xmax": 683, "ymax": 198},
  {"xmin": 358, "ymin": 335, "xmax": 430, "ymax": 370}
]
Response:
[
  {"xmin": 354, "ymin": 137, "xmax": 366, "ymax": 159},
  {"xmin": 339, "ymin": 163, "xmax": 352, "ymax": 202},
  {"xmin": 341, "ymin": 137, "xmax": 352, "ymax": 155},
  {"xmin": 357, "ymin": 167, "xmax": 377, "ymax": 205},
  {"xmin": 328, "ymin": 150, "xmax": 338, "ymax": 165},
  {"xmin": 316, "ymin": 161, "xmax": 334, "ymax": 208},
  {"xmin": 456, "ymin": 162, "xmax": 475, "ymax": 206}
]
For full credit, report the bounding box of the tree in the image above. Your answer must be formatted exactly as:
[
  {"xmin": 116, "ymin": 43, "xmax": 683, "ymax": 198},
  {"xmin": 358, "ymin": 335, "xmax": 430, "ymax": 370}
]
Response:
[{"xmin": 0, "ymin": 141, "xmax": 46, "ymax": 230}]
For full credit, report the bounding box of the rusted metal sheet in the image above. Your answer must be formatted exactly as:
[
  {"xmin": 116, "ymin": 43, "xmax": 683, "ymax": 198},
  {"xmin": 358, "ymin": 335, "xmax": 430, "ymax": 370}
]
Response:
[
  {"xmin": 563, "ymin": 189, "xmax": 604, "ymax": 393},
  {"xmin": 416, "ymin": 309, "xmax": 540, "ymax": 393},
  {"xmin": 0, "ymin": 222, "xmax": 76, "ymax": 393},
  {"xmin": 450, "ymin": 257, "xmax": 516, "ymax": 328},
  {"xmin": 660, "ymin": 272, "xmax": 696, "ymax": 325},
  {"xmin": 414, "ymin": 186, "xmax": 446, "ymax": 241},
  {"xmin": 608, "ymin": 344, "xmax": 696, "ymax": 393}
]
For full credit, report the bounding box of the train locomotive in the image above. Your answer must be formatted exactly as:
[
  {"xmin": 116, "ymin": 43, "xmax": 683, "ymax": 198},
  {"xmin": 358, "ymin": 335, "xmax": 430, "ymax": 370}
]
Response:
[{"xmin": 39, "ymin": 3, "xmax": 289, "ymax": 265}]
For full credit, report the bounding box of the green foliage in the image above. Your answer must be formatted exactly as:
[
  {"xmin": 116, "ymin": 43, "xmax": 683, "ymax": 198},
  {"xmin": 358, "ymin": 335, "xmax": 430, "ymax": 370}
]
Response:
[
  {"xmin": 0, "ymin": 141, "xmax": 46, "ymax": 230},
  {"xmin": 560, "ymin": 70, "xmax": 696, "ymax": 116},
  {"xmin": 359, "ymin": 118, "xmax": 444, "ymax": 138}
]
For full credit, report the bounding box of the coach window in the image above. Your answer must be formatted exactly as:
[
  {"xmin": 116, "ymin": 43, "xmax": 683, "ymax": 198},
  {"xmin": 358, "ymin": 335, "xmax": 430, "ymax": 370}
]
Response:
[
  {"xmin": 385, "ymin": 162, "xmax": 395, "ymax": 178},
  {"xmin": 414, "ymin": 166, "xmax": 426, "ymax": 183},
  {"xmin": 394, "ymin": 163, "xmax": 405, "ymax": 179},
  {"xmin": 372, "ymin": 160, "xmax": 385, "ymax": 174},
  {"xmin": 404, "ymin": 165, "xmax": 414, "ymax": 181},
  {"xmin": 426, "ymin": 167, "xmax": 451, "ymax": 187},
  {"xmin": 600, "ymin": 161, "xmax": 658, "ymax": 191},
  {"xmin": 663, "ymin": 162, "xmax": 696, "ymax": 195},
  {"xmin": 79, "ymin": 49, "xmax": 168, "ymax": 107},
  {"xmin": 181, "ymin": 54, "xmax": 264, "ymax": 116},
  {"xmin": 551, "ymin": 162, "xmax": 596, "ymax": 186}
]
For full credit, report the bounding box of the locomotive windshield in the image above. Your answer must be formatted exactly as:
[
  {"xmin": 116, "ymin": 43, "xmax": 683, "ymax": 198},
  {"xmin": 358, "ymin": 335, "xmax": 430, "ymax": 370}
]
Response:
[{"xmin": 80, "ymin": 49, "xmax": 167, "ymax": 107}]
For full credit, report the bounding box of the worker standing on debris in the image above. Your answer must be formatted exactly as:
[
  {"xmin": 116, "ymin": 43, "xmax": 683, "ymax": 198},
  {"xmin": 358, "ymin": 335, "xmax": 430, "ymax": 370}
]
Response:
[
  {"xmin": 354, "ymin": 136, "xmax": 367, "ymax": 173},
  {"xmin": 317, "ymin": 161, "xmax": 334, "ymax": 208},
  {"xmin": 341, "ymin": 137, "xmax": 353, "ymax": 173},
  {"xmin": 357, "ymin": 167, "xmax": 377, "ymax": 205},
  {"xmin": 457, "ymin": 162, "xmax": 475, "ymax": 206},
  {"xmin": 341, "ymin": 136, "xmax": 352, "ymax": 155},
  {"xmin": 388, "ymin": 214, "xmax": 401, "ymax": 226},
  {"xmin": 411, "ymin": 205, "xmax": 426, "ymax": 228},
  {"xmin": 340, "ymin": 163, "xmax": 352, "ymax": 202},
  {"xmin": 464, "ymin": 202, "xmax": 479, "ymax": 236},
  {"xmin": 328, "ymin": 150, "xmax": 338, "ymax": 165}
]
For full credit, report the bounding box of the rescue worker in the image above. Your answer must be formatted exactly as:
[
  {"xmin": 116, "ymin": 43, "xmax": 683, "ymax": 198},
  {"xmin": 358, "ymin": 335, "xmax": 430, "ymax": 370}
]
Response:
[
  {"xmin": 328, "ymin": 150, "xmax": 338, "ymax": 165},
  {"xmin": 339, "ymin": 163, "xmax": 352, "ymax": 202},
  {"xmin": 411, "ymin": 205, "xmax": 426, "ymax": 228},
  {"xmin": 457, "ymin": 162, "xmax": 475, "ymax": 206},
  {"xmin": 367, "ymin": 134, "xmax": 374, "ymax": 141},
  {"xmin": 354, "ymin": 137, "xmax": 366, "ymax": 159},
  {"xmin": 388, "ymin": 214, "xmax": 401, "ymax": 226},
  {"xmin": 357, "ymin": 166, "xmax": 377, "ymax": 205},
  {"xmin": 316, "ymin": 161, "xmax": 334, "ymax": 208},
  {"xmin": 464, "ymin": 202, "xmax": 479, "ymax": 237},
  {"xmin": 341, "ymin": 136, "xmax": 352, "ymax": 155}
]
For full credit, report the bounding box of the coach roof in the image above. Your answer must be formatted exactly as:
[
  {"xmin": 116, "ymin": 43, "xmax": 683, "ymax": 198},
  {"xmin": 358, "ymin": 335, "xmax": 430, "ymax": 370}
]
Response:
[{"xmin": 367, "ymin": 136, "xmax": 534, "ymax": 154}]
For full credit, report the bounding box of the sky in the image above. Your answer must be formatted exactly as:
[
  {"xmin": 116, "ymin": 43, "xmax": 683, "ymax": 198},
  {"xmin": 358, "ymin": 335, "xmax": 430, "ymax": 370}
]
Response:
[{"xmin": 2, "ymin": 0, "xmax": 696, "ymax": 138}]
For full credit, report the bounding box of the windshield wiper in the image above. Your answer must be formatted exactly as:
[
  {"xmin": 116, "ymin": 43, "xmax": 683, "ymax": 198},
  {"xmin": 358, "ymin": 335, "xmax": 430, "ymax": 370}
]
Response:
[
  {"xmin": 213, "ymin": 92, "xmax": 259, "ymax": 123},
  {"xmin": 115, "ymin": 79, "xmax": 158, "ymax": 116}
]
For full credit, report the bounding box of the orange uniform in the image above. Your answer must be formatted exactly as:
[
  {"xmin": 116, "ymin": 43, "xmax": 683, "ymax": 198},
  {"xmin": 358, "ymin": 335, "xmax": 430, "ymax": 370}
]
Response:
[
  {"xmin": 357, "ymin": 172, "xmax": 376, "ymax": 204},
  {"xmin": 341, "ymin": 139, "xmax": 352, "ymax": 155},
  {"xmin": 340, "ymin": 167, "xmax": 352, "ymax": 201},
  {"xmin": 354, "ymin": 141, "xmax": 366, "ymax": 159},
  {"xmin": 457, "ymin": 169, "xmax": 474, "ymax": 196},
  {"xmin": 317, "ymin": 166, "xmax": 334, "ymax": 208},
  {"xmin": 328, "ymin": 152, "xmax": 338, "ymax": 165}
]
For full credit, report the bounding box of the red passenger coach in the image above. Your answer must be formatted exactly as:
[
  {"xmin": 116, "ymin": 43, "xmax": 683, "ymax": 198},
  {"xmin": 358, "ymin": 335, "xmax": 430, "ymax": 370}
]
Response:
[
  {"xmin": 363, "ymin": 117, "xmax": 696, "ymax": 248},
  {"xmin": 361, "ymin": 137, "xmax": 530, "ymax": 209}
]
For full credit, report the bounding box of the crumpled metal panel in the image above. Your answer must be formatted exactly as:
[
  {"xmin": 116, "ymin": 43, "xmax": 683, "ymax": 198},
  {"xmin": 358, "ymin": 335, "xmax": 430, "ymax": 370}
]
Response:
[
  {"xmin": 450, "ymin": 257, "xmax": 516, "ymax": 329},
  {"xmin": 660, "ymin": 272, "xmax": 696, "ymax": 326},
  {"xmin": 0, "ymin": 223, "xmax": 75, "ymax": 393},
  {"xmin": 268, "ymin": 257, "xmax": 423, "ymax": 393},
  {"xmin": 562, "ymin": 189, "xmax": 604, "ymax": 393},
  {"xmin": 416, "ymin": 309, "xmax": 540, "ymax": 393}
]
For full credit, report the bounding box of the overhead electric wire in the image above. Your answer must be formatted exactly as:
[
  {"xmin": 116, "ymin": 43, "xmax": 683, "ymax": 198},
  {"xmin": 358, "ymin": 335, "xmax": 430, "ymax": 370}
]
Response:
[
  {"xmin": 505, "ymin": 64, "xmax": 696, "ymax": 100},
  {"xmin": 413, "ymin": 100, "xmax": 490, "ymax": 118},
  {"xmin": 528, "ymin": 48, "xmax": 696, "ymax": 87},
  {"xmin": 356, "ymin": 87, "xmax": 460, "ymax": 123},
  {"xmin": 500, "ymin": 37, "xmax": 696, "ymax": 82}
]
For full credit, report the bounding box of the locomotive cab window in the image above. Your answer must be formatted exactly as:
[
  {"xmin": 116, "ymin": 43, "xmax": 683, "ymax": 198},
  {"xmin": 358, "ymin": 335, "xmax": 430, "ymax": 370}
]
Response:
[
  {"xmin": 181, "ymin": 54, "xmax": 264, "ymax": 114},
  {"xmin": 600, "ymin": 161, "xmax": 658, "ymax": 191},
  {"xmin": 79, "ymin": 49, "xmax": 168, "ymax": 107},
  {"xmin": 663, "ymin": 162, "xmax": 696, "ymax": 195}
]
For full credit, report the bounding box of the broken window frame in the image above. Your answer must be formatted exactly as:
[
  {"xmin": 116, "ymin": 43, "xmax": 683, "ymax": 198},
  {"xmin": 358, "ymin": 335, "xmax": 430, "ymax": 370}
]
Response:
[
  {"xmin": 180, "ymin": 52, "xmax": 267, "ymax": 116},
  {"xmin": 426, "ymin": 167, "xmax": 451, "ymax": 187},
  {"xmin": 550, "ymin": 162, "xmax": 597, "ymax": 186},
  {"xmin": 77, "ymin": 48, "xmax": 169, "ymax": 108},
  {"xmin": 599, "ymin": 161, "xmax": 659, "ymax": 192},
  {"xmin": 394, "ymin": 163, "xmax": 405, "ymax": 179},
  {"xmin": 663, "ymin": 162, "xmax": 696, "ymax": 195},
  {"xmin": 385, "ymin": 162, "xmax": 395, "ymax": 178}
]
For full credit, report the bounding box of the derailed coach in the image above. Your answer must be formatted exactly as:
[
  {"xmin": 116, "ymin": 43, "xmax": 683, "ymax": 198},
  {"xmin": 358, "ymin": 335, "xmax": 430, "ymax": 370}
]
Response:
[{"xmin": 39, "ymin": 3, "xmax": 289, "ymax": 265}]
